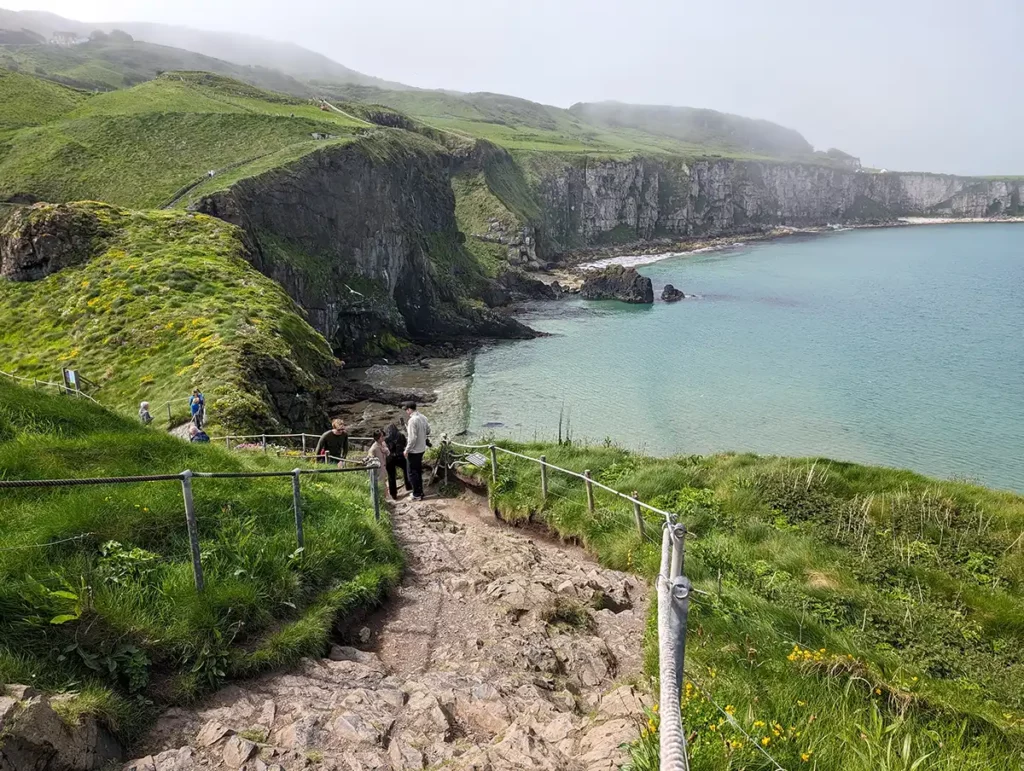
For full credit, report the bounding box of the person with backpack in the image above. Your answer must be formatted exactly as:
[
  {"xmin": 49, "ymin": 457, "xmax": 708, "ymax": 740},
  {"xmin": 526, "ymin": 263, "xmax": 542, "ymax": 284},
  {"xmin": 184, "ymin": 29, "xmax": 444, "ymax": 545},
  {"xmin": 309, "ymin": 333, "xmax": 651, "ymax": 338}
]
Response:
[
  {"xmin": 384, "ymin": 423, "xmax": 407, "ymax": 499},
  {"xmin": 189, "ymin": 389, "xmax": 205, "ymax": 428}
]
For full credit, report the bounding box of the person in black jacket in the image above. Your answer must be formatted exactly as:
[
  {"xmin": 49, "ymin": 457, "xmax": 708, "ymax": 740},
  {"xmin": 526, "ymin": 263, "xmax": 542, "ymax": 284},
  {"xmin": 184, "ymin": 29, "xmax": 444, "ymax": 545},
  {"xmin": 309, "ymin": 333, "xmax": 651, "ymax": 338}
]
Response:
[{"xmin": 384, "ymin": 423, "xmax": 407, "ymax": 499}]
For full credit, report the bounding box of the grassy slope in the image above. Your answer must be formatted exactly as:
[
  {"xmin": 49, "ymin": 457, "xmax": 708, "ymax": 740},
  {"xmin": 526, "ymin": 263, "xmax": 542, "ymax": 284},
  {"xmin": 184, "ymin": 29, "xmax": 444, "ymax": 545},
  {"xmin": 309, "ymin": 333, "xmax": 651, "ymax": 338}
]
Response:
[
  {"xmin": 0, "ymin": 38, "xmax": 311, "ymax": 95},
  {"xmin": 0, "ymin": 379, "xmax": 400, "ymax": 741},
  {"xmin": 0, "ymin": 202, "xmax": 336, "ymax": 431},
  {"xmin": 0, "ymin": 72, "xmax": 365, "ymax": 208},
  {"xmin": 0, "ymin": 68, "xmax": 90, "ymax": 129},
  {"xmin": 475, "ymin": 443, "xmax": 1024, "ymax": 771}
]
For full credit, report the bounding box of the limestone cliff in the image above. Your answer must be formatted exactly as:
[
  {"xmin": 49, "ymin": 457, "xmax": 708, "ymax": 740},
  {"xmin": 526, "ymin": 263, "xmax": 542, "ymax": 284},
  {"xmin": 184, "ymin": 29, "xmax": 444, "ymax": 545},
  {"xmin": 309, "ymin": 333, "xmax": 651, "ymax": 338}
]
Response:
[
  {"xmin": 512, "ymin": 154, "xmax": 1024, "ymax": 254},
  {"xmin": 193, "ymin": 131, "xmax": 534, "ymax": 362}
]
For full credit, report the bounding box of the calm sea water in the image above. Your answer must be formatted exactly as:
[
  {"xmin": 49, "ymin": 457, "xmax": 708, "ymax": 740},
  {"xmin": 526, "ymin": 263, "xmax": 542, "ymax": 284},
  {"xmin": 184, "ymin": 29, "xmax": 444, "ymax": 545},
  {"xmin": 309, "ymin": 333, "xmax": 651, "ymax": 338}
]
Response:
[{"xmin": 466, "ymin": 224, "xmax": 1024, "ymax": 492}]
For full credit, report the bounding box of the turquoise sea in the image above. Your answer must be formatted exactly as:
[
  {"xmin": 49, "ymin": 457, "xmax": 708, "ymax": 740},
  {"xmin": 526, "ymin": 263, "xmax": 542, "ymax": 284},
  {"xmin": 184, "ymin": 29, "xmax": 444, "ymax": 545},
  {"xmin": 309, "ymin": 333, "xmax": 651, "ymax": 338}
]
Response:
[{"xmin": 465, "ymin": 224, "xmax": 1024, "ymax": 492}]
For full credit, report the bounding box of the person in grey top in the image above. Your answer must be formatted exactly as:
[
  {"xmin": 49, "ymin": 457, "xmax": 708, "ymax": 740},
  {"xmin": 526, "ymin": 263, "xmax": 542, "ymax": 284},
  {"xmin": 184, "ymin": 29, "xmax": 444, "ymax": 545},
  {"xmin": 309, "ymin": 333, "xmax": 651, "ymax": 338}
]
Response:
[
  {"xmin": 403, "ymin": 402, "xmax": 430, "ymax": 500},
  {"xmin": 139, "ymin": 401, "xmax": 153, "ymax": 425}
]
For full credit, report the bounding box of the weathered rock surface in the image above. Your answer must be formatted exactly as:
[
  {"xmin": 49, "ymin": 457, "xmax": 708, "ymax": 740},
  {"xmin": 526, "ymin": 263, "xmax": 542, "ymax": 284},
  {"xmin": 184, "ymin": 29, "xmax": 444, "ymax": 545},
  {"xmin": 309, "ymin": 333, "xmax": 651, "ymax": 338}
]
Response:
[
  {"xmin": 661, "ymin": 284, "xmax": 685, "ymax": 302},
  {"xmin": 193, "ymin": 134, "xmax": 536, "ymax": 361},
  {"xmin": 129, "ymin": 496, "xmax": 651, "ymax": 770},
  {"xmin": 527, "ymin": 155, "xmax": 1024, "ymax": 251},
  {"xmin": 581, "ymin": 265, "xmax": 654, "ymax": 304},
  {"xmin": 0, "ymin": 685, "xmax": 122, "ymax": 771},
  {"xmin": 0, "ymin": 203, "xmax": 106, "ymax": 282}
]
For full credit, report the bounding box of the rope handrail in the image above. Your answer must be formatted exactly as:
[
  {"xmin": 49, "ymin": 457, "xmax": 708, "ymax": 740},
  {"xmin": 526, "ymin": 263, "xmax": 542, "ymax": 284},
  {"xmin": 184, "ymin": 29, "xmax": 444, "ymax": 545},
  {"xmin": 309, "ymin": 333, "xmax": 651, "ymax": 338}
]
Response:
[
  {"xmin": 450, "ymin": 439, "xmax": 676, "ymax": 527},
  {"xmin": 208, "ymin": 432, "xmax": 375, "ymax": 443}
]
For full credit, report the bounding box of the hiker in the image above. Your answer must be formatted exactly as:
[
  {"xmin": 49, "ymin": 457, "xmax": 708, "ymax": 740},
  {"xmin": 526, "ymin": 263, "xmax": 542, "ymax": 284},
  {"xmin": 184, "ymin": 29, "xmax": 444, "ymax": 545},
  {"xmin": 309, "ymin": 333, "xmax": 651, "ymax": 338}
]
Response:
[
  {"xmin": 367, "ymin": 429, "xmax": 390, "ymax": 486},
  {"xmin": 188, "ymin": 423, "xmax": 210, "ymax": 443},
  {"xmin": 138, "ymin": 401, "xmax": 153, "ymax": 425},
  {"xmin": 315, "ymin": 418, "xmax": 349, "ymax": 463},
  {"xmin": 384, "ymin": 423, "xmax": 407, "ymax": 499},
  {"xmin": 403, "ymin": 402, "xmax": 430, "ymax": 501},
  {"xmin": 189, "ymin": 389, "xmax": 205, "ymax": 428}
]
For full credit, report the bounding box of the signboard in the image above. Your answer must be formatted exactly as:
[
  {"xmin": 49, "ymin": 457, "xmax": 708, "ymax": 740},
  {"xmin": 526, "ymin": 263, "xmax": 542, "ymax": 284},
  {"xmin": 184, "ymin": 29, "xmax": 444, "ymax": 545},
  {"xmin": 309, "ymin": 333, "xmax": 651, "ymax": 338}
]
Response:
[{"xmin": 62, "ymin": 368, "xmax": 79, "ymax": 392}]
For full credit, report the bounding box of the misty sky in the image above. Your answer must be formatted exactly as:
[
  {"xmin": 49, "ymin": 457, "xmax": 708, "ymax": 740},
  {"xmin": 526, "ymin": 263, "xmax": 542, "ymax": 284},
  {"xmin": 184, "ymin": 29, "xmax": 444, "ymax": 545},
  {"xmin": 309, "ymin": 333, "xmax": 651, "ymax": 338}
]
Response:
[{"xmin": 5, "ymin": 0, "xmax": 1022, "ymax": 175}]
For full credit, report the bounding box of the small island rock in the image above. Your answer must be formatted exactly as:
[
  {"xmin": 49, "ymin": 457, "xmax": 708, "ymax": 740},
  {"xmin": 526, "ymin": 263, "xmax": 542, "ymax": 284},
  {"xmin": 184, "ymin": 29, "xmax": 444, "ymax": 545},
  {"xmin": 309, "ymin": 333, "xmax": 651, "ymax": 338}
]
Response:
[
  {"xmin": 580, "ymin": 265, "xmax": 654, "ymax": 304},
  {"xmin": 661, "ymin": 284, "xmax": 685, "ymax": 302}
]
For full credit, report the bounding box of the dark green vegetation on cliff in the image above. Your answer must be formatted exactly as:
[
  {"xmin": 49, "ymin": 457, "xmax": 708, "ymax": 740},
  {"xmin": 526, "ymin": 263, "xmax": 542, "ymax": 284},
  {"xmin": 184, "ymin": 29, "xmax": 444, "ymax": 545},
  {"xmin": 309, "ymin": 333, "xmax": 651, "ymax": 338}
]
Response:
[
  {"xmin": 0, "ymin": 379, "xmax": 400, "ymax": 741},
  {"xmin": 0, "ymin": 202, "xmax": 338, "ymax": 431},
  {"xmin": 473, "ymin": 443, "xmax": 1024, "ymax": 770}
]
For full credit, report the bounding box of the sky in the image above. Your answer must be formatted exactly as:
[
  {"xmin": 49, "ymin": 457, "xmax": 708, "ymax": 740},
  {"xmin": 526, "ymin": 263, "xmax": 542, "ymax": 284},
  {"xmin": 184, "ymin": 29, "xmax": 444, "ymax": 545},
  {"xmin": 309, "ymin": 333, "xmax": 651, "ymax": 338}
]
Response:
[{"xmin": 5, "ymin": 0, "xmax": 1022, "ymax": 175}]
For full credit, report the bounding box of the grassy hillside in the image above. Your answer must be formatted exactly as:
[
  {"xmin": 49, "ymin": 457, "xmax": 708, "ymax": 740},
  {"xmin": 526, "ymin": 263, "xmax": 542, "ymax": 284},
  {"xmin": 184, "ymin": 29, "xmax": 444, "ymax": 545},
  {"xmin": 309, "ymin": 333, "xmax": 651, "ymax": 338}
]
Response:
[
  {"xmin": 0, "ymin": 35, "xmax": 310, "ymax": 94},
  {"xmin": 0, "ymin": 68, "xmax": 89, "ymax": 129},
  {"xmin": 0, "ymin": 71, "xmax": 364, "ymax": 208},
  {"xmin": 570, "ymin": 101, "xmax": 815, "ymax": 159},
  {"xmin": 0, "ymin": 202, "xmax": 337, "ymax": 430},
  {"xmin": 0, "ymin": 379, "xmax": 400, "ymax": 741},
  {"xmin": 474, "ymin": 443, "xmax": 1024, "ymax": 771}
]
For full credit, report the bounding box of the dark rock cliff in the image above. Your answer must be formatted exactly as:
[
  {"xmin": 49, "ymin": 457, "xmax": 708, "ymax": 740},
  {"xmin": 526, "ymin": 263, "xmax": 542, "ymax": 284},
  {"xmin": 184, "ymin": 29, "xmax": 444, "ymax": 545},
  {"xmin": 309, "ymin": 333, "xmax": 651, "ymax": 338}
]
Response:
[
  {"xmin": 193, "ymin": 131, "xmax": 534, "ymax": 361},
  {"xmin": 580, "ymin": 265, "xmax": 653, "ymax": 304}
]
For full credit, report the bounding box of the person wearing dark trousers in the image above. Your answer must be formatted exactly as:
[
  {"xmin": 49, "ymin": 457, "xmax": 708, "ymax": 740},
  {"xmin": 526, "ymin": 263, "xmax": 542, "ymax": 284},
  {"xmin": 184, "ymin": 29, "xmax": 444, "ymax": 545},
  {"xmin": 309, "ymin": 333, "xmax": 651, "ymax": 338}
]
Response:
[
  {"xmin": 315, "ymin": 418, "xmax": 349, "ymax": 464},
  {"xmin": 402, "ymin": 401, "xmax": 430, "ymax": 501},
  {"xmin": 384, "ymin": 423, "xmax": 407, "ymax": 499}
]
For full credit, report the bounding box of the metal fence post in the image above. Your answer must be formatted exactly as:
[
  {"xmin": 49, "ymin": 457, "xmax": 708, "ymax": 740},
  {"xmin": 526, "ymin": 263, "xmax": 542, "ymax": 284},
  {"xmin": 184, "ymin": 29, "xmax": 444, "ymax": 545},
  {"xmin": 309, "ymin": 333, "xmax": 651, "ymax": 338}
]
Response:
[
  {"xmin": 670, "ymin": 523, "xmax": 687, "ymax": 579},
  {"xmin": 179, "ymin": 470, "xmax": 205, "ymax": 592},
  {"xmin": 301, "ymin": 434, "xmax": 307, "ymax": 456},
  {"xmin": 632, "ymin": 491, "xmax": 645, "ymax": 540},
  {"xmin": 658, "ymin": 524, "xmax": 690, "ymax": 771},
  {"xmin": 292, "ymin": 469, "xmax": 304, "ymax": 549},
  {"xmin": 443, "ymin": 440, "xmax": 450, "ymax": 486},
  {"xmin": 540, "ymin": 455, "xmax": 548, "ymax": 500},
  {"xmin": 167, "ymin": 402, "xmax": 172, "ymax": 423},
  {"xmin": 584, "ymin": 469, "xmax": 595, "ymax": 514},
  {"xmin": 368, "ymin": 465, "xmax": 381, "ymax": 522},
  {"xmin": 489, "ymin": 445, "xmax": 498, "ymax": 483},
  {"xmin": 261, "ymin": 434, "xmax": 267, "ymax": 453}
]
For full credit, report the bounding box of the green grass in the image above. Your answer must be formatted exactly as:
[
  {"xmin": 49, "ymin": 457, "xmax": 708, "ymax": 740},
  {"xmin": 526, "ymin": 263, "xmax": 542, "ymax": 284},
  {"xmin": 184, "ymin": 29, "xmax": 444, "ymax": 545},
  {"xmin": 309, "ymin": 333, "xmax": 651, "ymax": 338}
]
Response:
[
  {"xmin": 0, "ymin": 39, "xmax": 311, "ymax": 95},
  {"xmin": 0, "ymin": 202, "xmax": 336, "ymax": 432},
  {"xmin": 0, "ymin": 68, "xmax": 90, "ymax": 130},
  {"xmin": 471, "ymin": 442, "xmax": 1024, "ymax": 770},
  {"xmin": 0, "ymin": 72, "xmax": 364, "ymax": 208},
  {"xmin": 0, "ymin": 379, "xmax": 401, "ymax": 742}
]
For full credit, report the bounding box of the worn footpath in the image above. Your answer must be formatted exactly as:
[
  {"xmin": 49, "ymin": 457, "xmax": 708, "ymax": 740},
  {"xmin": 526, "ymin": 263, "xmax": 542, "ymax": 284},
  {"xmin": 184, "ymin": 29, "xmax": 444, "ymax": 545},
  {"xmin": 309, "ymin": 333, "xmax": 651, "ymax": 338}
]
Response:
[{"xmin": 126, "ymin": 494, "xmax": 652, "ymax": 770}]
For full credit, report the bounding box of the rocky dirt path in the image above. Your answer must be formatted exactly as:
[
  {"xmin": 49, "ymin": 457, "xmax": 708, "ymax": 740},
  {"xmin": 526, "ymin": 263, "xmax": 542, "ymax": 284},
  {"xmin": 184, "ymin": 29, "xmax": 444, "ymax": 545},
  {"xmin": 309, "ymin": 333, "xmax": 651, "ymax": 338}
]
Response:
[{"xmin": 126, "ymin": 494, "xmax": 652, "ymax": 771}]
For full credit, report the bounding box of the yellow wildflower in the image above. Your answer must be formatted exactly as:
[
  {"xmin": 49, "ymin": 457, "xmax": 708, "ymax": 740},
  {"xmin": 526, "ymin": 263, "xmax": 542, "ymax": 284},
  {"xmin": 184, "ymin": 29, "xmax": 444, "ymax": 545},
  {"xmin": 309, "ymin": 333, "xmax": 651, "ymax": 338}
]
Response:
[
  {"xmin": 647, "ymin": 719, "xmax": 657, "ymax": 734},
  {"xmin": 724, "ymin": 705, "xmax": 735, "ymax": 715},
  {"xmin": 652, "ymin": 704, "xmax": 659, "ymax": 712},
  {"xmin": 753, "ymin": 720, "xmax": 766, "ymax": 728},
  {"xmin": 761, "ymin": 736, "xmax": 771, "ymax": 746},
  {"xmin": 802, "ymin": 752, "xmax": 812, "ymax": 762},
  {"xmin": 874, "ymin": 688, "xmax": 882, "ymax": 695},
  {"xmin": 797, "ymin": 700, "xmax": 806, "ymax": 707},
  {"xmin": 709, "ymin": 723, "xmax": 717, "ymax": 732}
]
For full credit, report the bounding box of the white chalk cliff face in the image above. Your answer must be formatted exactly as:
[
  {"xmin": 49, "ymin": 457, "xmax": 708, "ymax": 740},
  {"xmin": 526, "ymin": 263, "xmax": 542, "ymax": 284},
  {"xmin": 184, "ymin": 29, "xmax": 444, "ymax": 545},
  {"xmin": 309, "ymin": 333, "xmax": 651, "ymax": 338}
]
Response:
[{"xmin": 527, "ymin": 157, "xmax": 1024, "ymax": 251}]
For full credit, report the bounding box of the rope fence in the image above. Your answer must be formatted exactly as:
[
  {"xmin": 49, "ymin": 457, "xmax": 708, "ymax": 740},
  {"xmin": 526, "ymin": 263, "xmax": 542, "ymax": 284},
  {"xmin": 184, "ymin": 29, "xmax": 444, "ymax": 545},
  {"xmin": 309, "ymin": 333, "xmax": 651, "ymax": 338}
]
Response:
[
  {"xmin": 0, "ymin": 461, "xmax": 382, "ymax": 593},
  {"xmin": 445, "ymin": 438, "xmax": 692, "ymax": 771},
  {"xmin": 0, "ymin": 369, "xmax": 99, "ymax": 403}
]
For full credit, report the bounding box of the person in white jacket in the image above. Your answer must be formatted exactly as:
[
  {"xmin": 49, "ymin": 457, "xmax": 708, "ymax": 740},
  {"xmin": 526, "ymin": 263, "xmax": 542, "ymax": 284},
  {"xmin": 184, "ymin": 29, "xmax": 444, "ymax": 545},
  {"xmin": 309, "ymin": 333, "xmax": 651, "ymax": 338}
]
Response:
[{"xmin": 403, "ymin": 401, "xmax": 430, "ymax": 500}]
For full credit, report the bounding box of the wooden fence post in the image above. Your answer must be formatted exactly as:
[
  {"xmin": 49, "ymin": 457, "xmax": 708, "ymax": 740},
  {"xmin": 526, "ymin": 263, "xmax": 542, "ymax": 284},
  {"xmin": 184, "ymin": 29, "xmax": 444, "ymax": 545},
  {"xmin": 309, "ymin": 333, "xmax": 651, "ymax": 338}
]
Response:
[
  {"xmin": 584, "ymin": 470, "xmax": 595, "ymax": 514},
  {"xmin": 369, "ymin": 466, "xmax": 381, "ymax": 521},
  {"xmin": 261, "ymin": 434, "xmax": 267, "ymax": 453},
  {"xmin": 167, "ymin": 402, "xmax": 173, "ymax": 423},
  {"xmin": 540, "ymin": 455, "xmax": 548, "ymax": 500},
  {"xmin": 490, "ymin": 445, "xmax": 498, "ymax": 484},
  {"xmin": 632, "ymin": 491, "xmax": 645, "ymax": 540},
  {"xmin": 179, "ymin": 471, "xmax": 205, "ymax": 592}
]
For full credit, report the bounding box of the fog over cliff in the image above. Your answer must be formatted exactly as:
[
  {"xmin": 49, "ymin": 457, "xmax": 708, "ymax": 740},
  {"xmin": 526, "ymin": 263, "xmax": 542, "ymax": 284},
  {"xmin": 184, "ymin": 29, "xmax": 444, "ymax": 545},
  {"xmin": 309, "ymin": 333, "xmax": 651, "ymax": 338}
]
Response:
[{"xmin": 4, "ymin": 0, "xmax": 1021, "ymax": 176}]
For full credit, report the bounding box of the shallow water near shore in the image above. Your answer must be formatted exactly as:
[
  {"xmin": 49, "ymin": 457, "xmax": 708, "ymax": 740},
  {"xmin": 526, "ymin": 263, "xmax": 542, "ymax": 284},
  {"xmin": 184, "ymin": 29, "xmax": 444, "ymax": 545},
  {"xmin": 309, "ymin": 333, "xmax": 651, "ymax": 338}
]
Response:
[{"xmin": 466, "ymin": 223, "xmax": 1024, "ymax": 492}]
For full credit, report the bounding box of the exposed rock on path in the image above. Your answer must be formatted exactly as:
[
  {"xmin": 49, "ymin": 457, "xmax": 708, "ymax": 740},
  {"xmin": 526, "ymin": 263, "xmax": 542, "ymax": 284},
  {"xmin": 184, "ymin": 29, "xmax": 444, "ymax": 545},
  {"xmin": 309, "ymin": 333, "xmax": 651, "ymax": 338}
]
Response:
[{"xmin": 127, "ymin": 495, "xmax": 651, "ymax": 771}]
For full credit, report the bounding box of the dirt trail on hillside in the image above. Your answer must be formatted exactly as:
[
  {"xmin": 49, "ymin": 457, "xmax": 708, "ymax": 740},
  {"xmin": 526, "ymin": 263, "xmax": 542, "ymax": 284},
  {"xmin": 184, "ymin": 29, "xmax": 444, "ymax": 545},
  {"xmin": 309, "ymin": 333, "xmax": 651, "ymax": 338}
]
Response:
[{"xmin": 126, "ymin": 493, "xmax": 652, "ymax": 771}]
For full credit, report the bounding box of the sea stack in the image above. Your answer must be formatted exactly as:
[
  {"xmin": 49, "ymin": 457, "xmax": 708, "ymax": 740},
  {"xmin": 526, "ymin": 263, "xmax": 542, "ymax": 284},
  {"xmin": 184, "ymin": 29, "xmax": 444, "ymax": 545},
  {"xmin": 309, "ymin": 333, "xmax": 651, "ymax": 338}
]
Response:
[
  {"xmin": 661, "ymin": 284, "xmax": 685, "ymax": 302},
  {"xmin": 580, "ymin": 265, "xmax": 654, "ymax": 304}
]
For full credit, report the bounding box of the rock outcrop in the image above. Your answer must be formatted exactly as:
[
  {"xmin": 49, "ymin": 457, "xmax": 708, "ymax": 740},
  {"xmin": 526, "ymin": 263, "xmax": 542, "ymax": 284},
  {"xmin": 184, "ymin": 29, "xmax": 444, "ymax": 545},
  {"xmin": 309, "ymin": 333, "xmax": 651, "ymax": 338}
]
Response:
[
  {"xmin": 0, "ymin": 204, "xmax": 106, "ymax": 282},
  {"xmin": 661, "ymin": 284, "xmax": 685, "ymax": 302},
  {"xmin": 581, "ymin": 265, "xmax": 654, "ymax": 304},
  {"xmin": 129, "ymin": 496, "xmax": 651, "ymax": 771},
  {"xmin": 520, "ymin": 154, "xmax": 1024, "ymax": 252},
  {"xmin": 193, "ymin": 132, "xmax": 536, "ymax": 361},
  {"xmin": 0, "ymin": 685, "xmax": 122, "ymax": 771}
]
